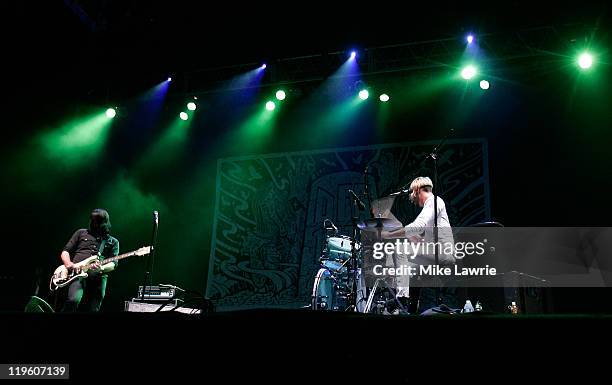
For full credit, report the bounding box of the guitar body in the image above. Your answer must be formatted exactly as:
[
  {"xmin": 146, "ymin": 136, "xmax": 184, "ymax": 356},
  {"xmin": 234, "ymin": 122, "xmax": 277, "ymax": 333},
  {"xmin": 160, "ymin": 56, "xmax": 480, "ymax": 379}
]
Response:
[
  {"xmin": 49, "ymin": 246, "xmax": 150, "ymax": 291},
  {"xmin": 49, "ymin": 255, "xmax": 99, "ymax": 291}
]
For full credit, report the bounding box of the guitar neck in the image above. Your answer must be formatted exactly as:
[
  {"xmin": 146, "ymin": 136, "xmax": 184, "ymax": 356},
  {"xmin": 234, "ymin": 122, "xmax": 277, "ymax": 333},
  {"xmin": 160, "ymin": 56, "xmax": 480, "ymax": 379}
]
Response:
[{"xmin": 102, "ymin": 250, "xmax": 145, "ymax": 265}]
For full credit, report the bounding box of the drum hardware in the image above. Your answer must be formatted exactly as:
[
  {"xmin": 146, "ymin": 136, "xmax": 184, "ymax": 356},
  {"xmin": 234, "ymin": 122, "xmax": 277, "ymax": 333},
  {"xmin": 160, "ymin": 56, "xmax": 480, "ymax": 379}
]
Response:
[
  {"xmin": 346, "ymin": 189, "xmax": 363, "ymax": 312},
  {"xmin": 363, "ymin": 278, "xmax": 409, "ymax": 314},
  {"xmin": 364, "ymin": 278, "xmax": 382, "ymax": 313},
  {"xmin": 323, "ymin": 218, "xmax": 339, "ymax": 236}
]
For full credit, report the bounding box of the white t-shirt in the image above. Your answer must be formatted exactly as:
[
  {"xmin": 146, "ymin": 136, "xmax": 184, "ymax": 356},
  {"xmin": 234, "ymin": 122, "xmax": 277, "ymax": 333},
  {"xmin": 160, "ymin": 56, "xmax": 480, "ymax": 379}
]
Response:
[{"xmin": 404, "ymin": 195, "xmax": 454, "ymax": 246}]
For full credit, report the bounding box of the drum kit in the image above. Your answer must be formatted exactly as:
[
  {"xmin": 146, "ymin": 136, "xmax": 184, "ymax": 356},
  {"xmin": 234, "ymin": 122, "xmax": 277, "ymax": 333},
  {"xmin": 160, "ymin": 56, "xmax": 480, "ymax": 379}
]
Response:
[
  {"xmin": 311, "ymin": 232, "xmax": 361, "ymax": 312},
  {"xmin": 311, "ymin": 137, "xmax": 455, "ymax": 313},
  {"xmin": 311, "ymin": 215, "xmax": 403, "ymax": 314}
]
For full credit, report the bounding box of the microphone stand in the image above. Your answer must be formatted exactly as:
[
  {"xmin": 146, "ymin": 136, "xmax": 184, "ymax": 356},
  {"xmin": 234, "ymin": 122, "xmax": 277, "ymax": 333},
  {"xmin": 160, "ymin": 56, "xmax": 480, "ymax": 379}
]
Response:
[
  {"xmin": 349, "ymin": 196, "xmax": 359, "ymax": 312},
  {"xmin": 140, "ymin": 211, "xmax": 159, "ymax": 301},
  {"xmin": 364, "ymin": 166, "xmax": 372, "ymax": 217},
  {"xmin": 428, "ymin": 129, "xmax": 453, "ymax": 306},
  {"xmin": 347, "ymin": 188, "xmax": 367, "ymax": 312}
]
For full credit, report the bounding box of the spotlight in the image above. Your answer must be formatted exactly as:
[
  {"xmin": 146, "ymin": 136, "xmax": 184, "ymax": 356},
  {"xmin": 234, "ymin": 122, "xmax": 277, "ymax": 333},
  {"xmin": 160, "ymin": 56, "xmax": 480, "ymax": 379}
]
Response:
[
  {"xmin": 275, "ymin": 90, "xmax": 286, "ymax": 101},
  {"xmin": 578, "ymin": 52, "xmax": 593, "ymax": 70},
  {"xmin": 350, "ymin": 51, "xmax": 356, "ymax": 59},
  {"xmin": 379, "ymin": 94, "xmax": 390, "ymax": 102},
  {"xmin": 167, "ymin": 77, "xmax": 172, "ymax": 82},
  {"xmin": 187, "ymin": 102, "xmax": 197, "ymax": 111},
  {"xmin": 479, "ymin": 80, "xmax": 490, "ymax": 90},
  {"xmin": 179, "ymin": 112, "xmax": 188, "ymax": 121},
  {"xmin": 461, "ymin": 65, "xmax": 477, "ymax": 80},
  {"xmin": 358, "ymin": 89, "xmax": 369, "ymax": 100},
  {"xmin": 467, "ymin": 35, "xmax": 474, "ymax": 44},
  {"xmin": 261, "ymin": 63, "xmax": 267, "ymax": 69},
  {"xmin": 105, "ymin": 108, "xmax": 116, "ymax": 119},
  {"xmin": 265, "ymin": 101, "xmax": 276, "ymax": 111}
]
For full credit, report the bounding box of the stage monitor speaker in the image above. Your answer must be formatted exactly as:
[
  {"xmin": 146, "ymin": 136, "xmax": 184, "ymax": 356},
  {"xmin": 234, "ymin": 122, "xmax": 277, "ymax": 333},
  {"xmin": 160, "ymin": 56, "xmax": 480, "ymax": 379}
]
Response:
[{"xmin": 24, "ymin": 296, "xmax": 55, "ymax": 312}]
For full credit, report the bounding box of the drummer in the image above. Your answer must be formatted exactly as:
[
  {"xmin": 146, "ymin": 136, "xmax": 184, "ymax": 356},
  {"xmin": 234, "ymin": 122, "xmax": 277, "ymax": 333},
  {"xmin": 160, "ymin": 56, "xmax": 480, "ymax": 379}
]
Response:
[{"xmin": 381, "ymin": 176, "xmax": 455, "ymax": 300}]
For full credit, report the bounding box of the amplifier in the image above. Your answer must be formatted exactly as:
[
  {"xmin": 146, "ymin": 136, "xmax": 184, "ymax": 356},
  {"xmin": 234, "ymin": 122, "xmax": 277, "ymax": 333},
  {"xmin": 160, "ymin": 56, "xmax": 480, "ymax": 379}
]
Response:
[
  {"xmin": 460, "ymin": 271, "xmax": 553, "ymax": 314},
  {"xmin": 136, "ymin": 285, "xmax": 176, "ymax": 301},
  {"xmin": 124, "ymin": 300, "xmax": 201, "ymax": 314}
]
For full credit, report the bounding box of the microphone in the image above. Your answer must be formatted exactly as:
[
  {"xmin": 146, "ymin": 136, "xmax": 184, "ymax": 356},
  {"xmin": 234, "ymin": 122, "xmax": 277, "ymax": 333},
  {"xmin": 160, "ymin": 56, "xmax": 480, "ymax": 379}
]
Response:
[
  {"xmin": 323, "ymin": 219, "xmax": 338, "ymax": 233},
  {"xmin": 348, "ymin": 189, "xmax": 365, "ymax": 211},
  {"xmin": 388, "ymin": 188, "xmax": 411, "ymax": 197},
  {"xmin": 153, "ymin": 211, "xmax": 159, "ymax": 224}
]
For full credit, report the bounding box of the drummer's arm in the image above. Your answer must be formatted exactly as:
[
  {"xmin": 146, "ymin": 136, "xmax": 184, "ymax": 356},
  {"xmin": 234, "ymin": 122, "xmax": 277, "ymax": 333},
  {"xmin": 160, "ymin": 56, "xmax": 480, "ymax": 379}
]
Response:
[
  {"xmin": 382, "ymin": 229, "xmax": 422, "ymax": 245},
  {"xmin": 382, "ymin": 228, "xmax": 408, "ymax": 239}
]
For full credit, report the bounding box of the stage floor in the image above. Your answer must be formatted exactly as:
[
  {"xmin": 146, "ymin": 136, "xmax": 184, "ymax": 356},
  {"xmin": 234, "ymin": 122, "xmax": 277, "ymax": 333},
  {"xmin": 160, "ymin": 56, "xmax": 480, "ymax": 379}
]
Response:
[{"xmin": 2, "ymin": 309, "xmax": 611, "ymax": 380}]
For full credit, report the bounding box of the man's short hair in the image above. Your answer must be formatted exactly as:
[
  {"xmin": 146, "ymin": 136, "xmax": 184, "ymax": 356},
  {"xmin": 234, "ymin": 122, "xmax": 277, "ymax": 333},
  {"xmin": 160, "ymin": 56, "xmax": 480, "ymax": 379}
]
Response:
[{"xmin": 410, "ymin": 176, "xmax": 433, "ymax": 193}]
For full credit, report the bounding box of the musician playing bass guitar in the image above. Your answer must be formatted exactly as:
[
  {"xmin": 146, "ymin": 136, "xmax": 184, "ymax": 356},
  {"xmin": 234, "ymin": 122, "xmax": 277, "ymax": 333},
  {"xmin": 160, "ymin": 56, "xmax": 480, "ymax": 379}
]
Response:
[{"xmin": 60, "ymin": 208, "xmax": 119, "ymax": 312}]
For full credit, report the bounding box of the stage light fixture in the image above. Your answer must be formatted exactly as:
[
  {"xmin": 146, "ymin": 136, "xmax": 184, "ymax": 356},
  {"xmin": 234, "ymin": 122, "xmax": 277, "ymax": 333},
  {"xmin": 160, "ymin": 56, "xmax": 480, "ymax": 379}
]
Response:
[
  {"xmin": 105, "ymin": 108, "xmax": 116, "ymax": 119},
  {"xmin": 479, "ymin": 80, "xmax": 490, "ymax": 90},
  {"xmin": 358, "ymin": 89, "xmax": 369, "ymax": 100},
  {"xmin": 265, "ymin": 101, "xmax": 276, "ymax": 111},
  {"xmin": 578, "ymin": 52, "xmax": 593, "ymax": 69},
  {"xmin": 167, "ymin": 77, "xmax": 172, "ymax": 82},
  {"xmin": 467, "ymin": 35, "xmax": 474, "ymax": 44},
  {"xmin": 179, "ymin": 112, "xmax": 188, "ymax": 121},
  {"xmin": 379, "ymin": 94, "xmax": 390, "ymax": 102},
  {"xmin": 187, "ymin": 102, "xmax": 197, "ymax": 111},
  {"xmin": 350, "ymin": 51, "xmax": 356, "ymax": 59},
  {"xmin": 261, "ymin": 63, "xmax": 267, "ymax": 69},
  {"xmin": 461, "ymin": 65, "xmax": 477, "ymax": 80},
  {"xmin": 275, "ymin": 90, "xmax": 286, "ymax": 101}
]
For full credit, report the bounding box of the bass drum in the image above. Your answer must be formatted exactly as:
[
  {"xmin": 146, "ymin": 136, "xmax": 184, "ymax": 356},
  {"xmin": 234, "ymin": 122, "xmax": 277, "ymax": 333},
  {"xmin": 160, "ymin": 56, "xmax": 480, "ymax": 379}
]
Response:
[
  {"xmin": 311, "ymin": 268, "xmax": 366, "ymax": 312},
  {"xmin": 311, "ymin": 268, "xmax": 341, "ymax": 311}
]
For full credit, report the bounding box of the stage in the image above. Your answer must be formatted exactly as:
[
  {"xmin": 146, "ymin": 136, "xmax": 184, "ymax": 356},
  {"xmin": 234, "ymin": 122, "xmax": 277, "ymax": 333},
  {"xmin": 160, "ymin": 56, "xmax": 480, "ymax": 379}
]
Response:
[
  {"xmin": 2, "ymin": 3, "xmax": 611, "ymax": 379},
  {"xmin": 3, "ymin": 308, "xmax": 612, "ymax": 379}
]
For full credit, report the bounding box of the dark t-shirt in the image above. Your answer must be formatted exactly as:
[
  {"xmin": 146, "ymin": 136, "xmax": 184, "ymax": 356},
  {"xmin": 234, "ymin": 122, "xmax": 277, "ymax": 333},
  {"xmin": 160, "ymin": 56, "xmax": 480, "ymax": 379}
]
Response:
[{"xmin": 63, "ymin": 229, "xmax": 119, "ymax": 264}]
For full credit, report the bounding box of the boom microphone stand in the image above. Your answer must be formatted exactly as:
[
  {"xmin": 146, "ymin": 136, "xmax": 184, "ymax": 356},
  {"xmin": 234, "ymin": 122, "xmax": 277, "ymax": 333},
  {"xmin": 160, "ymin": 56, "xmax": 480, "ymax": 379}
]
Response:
[{"xmin": 427, "ymin": 129, "xmax": 453, "ymax": 306}]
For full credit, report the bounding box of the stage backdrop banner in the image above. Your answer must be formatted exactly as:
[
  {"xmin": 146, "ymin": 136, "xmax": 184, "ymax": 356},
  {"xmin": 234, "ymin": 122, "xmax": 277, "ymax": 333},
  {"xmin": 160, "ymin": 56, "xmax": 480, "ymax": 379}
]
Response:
[{"xmin": 206, "ymin": 139, "xmax": 490, "ymax": 310}]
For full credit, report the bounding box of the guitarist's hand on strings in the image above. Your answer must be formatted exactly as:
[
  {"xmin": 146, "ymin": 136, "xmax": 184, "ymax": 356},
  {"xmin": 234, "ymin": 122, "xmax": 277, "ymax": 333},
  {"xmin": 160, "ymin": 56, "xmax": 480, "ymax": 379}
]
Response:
[
  {"xmin": 89, "ymin": 260, "xmax": 102, "ymax": 273},
  {"xmin": 64, "ymin": 261, "xmax": 76, "ymax": 271}
]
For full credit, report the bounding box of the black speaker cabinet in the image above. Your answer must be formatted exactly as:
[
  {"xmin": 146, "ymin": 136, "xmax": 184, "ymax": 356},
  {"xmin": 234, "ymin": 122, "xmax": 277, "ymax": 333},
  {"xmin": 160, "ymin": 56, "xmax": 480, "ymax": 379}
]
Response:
[{"xmin": 460, "ymin": 271, "xmax": 554, "ymax": 314}]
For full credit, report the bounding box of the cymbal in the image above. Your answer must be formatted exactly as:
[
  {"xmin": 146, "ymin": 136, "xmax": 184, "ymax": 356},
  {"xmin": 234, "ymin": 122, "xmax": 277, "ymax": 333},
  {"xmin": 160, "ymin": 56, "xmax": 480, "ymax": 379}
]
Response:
[{"xmin": 357, "ymin": 218, "xmax": 402, "ymax": 231}]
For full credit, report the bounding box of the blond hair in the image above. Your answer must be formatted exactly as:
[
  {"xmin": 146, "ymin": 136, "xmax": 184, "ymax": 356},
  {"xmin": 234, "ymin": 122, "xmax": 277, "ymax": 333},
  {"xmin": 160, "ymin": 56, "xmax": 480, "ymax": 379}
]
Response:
[{"xmin": 409, "ymin": 176, "xmax": 433, "ymax": 192}]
